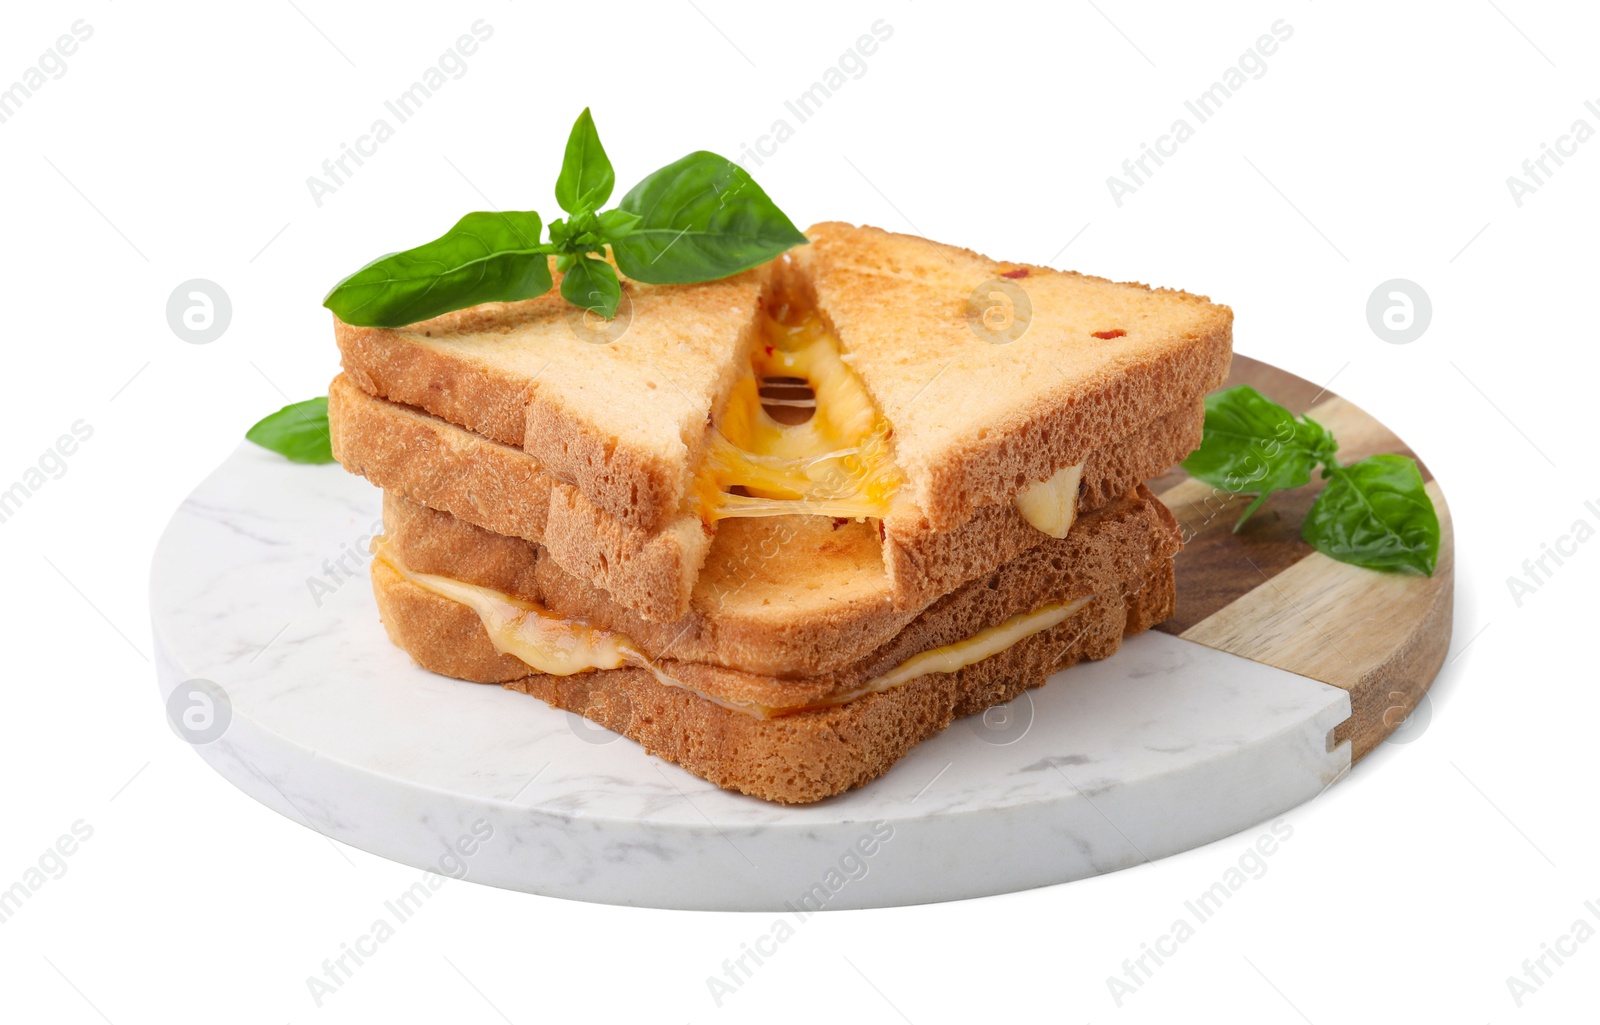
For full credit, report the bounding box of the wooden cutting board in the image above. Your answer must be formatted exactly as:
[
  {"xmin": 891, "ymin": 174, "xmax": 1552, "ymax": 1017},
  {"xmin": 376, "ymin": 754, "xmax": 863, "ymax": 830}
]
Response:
[{"xmin": 1148, "ymin": 355, "xmax": 1453, "ymax": 761}]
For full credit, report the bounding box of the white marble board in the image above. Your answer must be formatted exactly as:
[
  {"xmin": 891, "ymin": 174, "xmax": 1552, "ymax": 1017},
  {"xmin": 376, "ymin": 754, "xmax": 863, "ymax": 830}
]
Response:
[{"xmin": 150, "ymin": 446, "xmax": 1351, "ymax": 910}]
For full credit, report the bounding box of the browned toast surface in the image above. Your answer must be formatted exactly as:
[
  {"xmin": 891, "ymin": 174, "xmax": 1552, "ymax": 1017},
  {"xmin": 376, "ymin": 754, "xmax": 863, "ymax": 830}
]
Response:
[
  {"xmin": 335, "ymin": 373, "xmax": 1199, "ymax": 626},
  {"xmin": 791, "ymin": 222, "xmax": 1232, "ymax": 528},
  {"xmin": 336, "ymin": 263, "xmax": 766, "ymax": 532},
  {"xmin": 373, "ymin": 532, "xmax": 1177, "ymax": 804},
  {"xmin": 381, "ymin": 479, "xmax": 1180, "ymax": 680},
  {"xmin": 330, "ymin": 373, "xmax": 712, "ymax": 621},
  {"xmin": 334, "ymin": 225, "xmax": 1227, "ymax": 574}
]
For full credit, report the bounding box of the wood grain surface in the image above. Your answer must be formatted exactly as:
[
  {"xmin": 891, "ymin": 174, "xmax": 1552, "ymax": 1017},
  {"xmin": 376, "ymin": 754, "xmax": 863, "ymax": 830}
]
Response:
[{"xmin": 1150, "ymin": 355, "xmax": 1453, "ymax": 761}]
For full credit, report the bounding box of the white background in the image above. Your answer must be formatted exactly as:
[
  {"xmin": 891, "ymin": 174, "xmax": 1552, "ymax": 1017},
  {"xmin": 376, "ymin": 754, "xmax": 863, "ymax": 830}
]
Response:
[{"xmin": 2, "ymin": 1, "xmax": 1596, "ymax": 1021}]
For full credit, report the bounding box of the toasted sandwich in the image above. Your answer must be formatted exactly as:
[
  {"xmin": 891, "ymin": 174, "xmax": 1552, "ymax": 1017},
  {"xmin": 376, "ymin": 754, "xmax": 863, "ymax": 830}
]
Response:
[
  {"xmin": 329, "ymin": 222, "xmax": 1231, "ymax": 802},
  {"xmin": 371, "ymin": 487, "xmax": 1179, "ymax": 803},
  {"xmin": 334, "ymin": 222, "xmax": 1229, "ymax": 621}
]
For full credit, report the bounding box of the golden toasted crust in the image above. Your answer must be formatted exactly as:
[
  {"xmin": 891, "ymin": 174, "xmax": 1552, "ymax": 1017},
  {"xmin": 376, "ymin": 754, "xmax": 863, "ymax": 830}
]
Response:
[
  {"xmin": 880, "ymin": 399, "xmax": 1201, "ymax": 610},
  {"xmin": 372, "ymin": 558, "xmax": 532, "ymax": 682},
  {"xmin": 790, "ymin": 222, "xmax": 1233, "ymax": 529},
  {"xmin": 337, "ymin": 374, "xmax": 1197, "ymax": 626},
  {"xmin": 379, "ymin": 484, "xmax": 1180, "ymax": 693},
  {"xmin": 374, "ymin": 547, "xmax": 1177, "ymax": 804},
  {"xmin": 335, "ymin": 226, "xmax": 1228, "ymax": 538},
  {"xmin": 335, "ymin": 262, "xmax": 766, "ymax": 532},
  {"xmin": 330, "ymin": 374, "xmax": 710, "ymax": 621}
]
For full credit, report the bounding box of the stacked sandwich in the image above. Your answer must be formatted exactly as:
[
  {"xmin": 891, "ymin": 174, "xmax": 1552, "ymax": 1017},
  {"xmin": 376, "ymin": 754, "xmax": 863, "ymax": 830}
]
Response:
[{"xmin": 329, "ymin": 222, "xmax": 1231, "ymax": 803}]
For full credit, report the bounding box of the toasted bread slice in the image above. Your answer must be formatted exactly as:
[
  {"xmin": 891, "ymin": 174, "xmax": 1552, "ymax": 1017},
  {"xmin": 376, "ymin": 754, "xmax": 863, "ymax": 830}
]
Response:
[
  {"xmin": 377, "ymin": 484, "xmax": 1180, "ymax": 690},
  {"xmin": 371, "ymin": 489, "xmax": 1179, "ymax": 803},
  {"xmin": 335, "ymin": 373, "xmax": 1199, "ymax": 624},
  {"xmin": 789, "ymin": 222, "xmax": 1233, "ymax": 528},
  {"xmin": 329, "ymin": 374, "xmax": 713, "ymax": 620},
  {"xmin": 336, "ymin": 225, "xmax": 1229, "ymax": 534},
  {"xmin": 336, "ymin": 263, "xmax": 766, "ymax": 532}
]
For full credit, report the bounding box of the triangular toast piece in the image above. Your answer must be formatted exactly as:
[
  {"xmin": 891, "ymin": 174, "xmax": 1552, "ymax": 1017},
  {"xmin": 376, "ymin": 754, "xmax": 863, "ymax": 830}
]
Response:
[
  {"xmin": 790, "ymin": 222, "xmax": 1232, "ymax": 529},
  {"xmin": 336, "ymin": 261, "xmax": 766, "ymax": 532},
  {"xmin": 332, "ymin": 225, "xmax": 1230, "ymax": 621}
]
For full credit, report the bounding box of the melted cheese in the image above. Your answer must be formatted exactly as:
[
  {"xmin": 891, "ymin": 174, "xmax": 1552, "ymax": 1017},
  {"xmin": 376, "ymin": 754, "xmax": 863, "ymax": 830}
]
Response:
[
  {"xmin": 375, "ymin": 539, "xmax": 630, "ymax": 676},
  {"xmin": 377, "ymin": 538, "xmax": 1091, "ymax": 720},
  {"xmin": 1015, "ymin": 463, "xmax": 1084, "ymax": 538},
  {"xmin": 375, "ymin": 540, "xmax": 769, "ymax": 715},
  {"xmin": 843, "ymin": 596, "xmax": 1092, "ymax": 699},
  {"xmin": 696, "ymin": 308, "xmax": 903, "ymax": 523}
]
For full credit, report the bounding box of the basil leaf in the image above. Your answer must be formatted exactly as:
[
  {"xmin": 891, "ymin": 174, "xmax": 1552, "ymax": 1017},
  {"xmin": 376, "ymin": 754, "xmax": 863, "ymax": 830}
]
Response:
[
  {"xmin": 1302, "ymin": 454, "xmax": 1439, "ymax": 575},
  {"xmin": 596, "ymin": 207, "xmax": 642, "ymax": 241},
  {"xmin": 560, "ymin": 256, "xmax": 621, "ymax": 318},
  {"xmin": 555, "ymin": 108, "xmax": 614, "ymax": 215},
  {"xmin": 611, "ymin": 151, "xmax": 807, "ymax": 284},
  {"xmin": 1182, "ymin": 385, "xmax": 1338, "ymax": 529},
  {"xmin": 323, "ymin": 211, "xmax": 554, "ymax": 328},
  {"xmin": 246, "ymin": 397, "xmax": 334, "ymax": 464}
]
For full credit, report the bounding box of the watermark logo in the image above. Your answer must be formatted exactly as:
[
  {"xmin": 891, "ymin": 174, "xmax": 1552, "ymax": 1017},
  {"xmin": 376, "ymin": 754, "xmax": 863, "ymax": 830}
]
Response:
[
  {"xmin": 305, "ymin": 21, "xmax": 495, "ymax": 207},
  {"xmin": 1505, "ymin": 899, "xmax": 1600, "ymax": 1007},
  {"xmin": 966, "ymin": 276, "xmax": 1032, "ymax": 344},
  {"xmin": 307, "ymin": 518, "xmax": 385, "ymax": 608},
  {"xmin": 1365, "ymin": 278, "xmax": 1431, "ymax": 345},
  {"xmin": 0, "ymin": 20, "xmax": 94, "ymax": 126},
  {"xmin": 166, "ymin": 279, "xmax": 232, "ymax": 345},
  {"xmin": 0, "ymin": 819, "xmax": 94, "ymax": 925},
  {"xmin": 1107, "ymin": 818, "xmax": 1295, "ymax": 1006},
  {"xmin": 566, "ymin": 704, "xmax": 629, "ymax": 745},
  {"xmin": 1, "ymin": 419, "xmax": 93, "ymax": 526},
  {"xmin": 165, "ymin": 678, "xmax": 232, "ymax": 745},
  {"xmin": 1106, "ymin": 20, "xmax": 1295, "ymax": 207},
  {"xmin": 968, "ymin": 691, "xmax": 1034, "ymax": 745},
  {"xmin": 733, "ymin": 20, "xmax": 895, "ymax": 171},
  {"xmin": 1506, "ymin": 498, "xmax": 1599, "ymax": 607},
  {"xmin": 706, "ymin": 821, "xmax": 895, "ymax": 1007},
  {"xmin": 565, "ymin": 285, "xmax": 634, "ymax": 345},
  {"xmin": 306, "ymin": 820, "xmax": 495, "ymax": 1006},
  {"xmin": 1505, "ymin": 101, "xmax": 1600, "ymax": 207},
  {"xmin": 1381, "ymin": 690, "xmax": 1433, "ymax": 745}
]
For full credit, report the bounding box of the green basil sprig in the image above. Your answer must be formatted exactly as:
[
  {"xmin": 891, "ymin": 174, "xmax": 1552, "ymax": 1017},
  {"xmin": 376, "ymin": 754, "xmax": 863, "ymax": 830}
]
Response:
[
  {"xmin": 1299, "ymin": 453, "xmax": 1439, "ymax": 574},
  {"xmin": 322, "ymin": 211, "xmax": 552, "ymax": 327},
  {"xmin": 1181, "ymin": 385, "xmax": 1337, "ymax": 527},
  {"xmin": 323, "ymin": 109, "xmax": 806, "ymax": 326},
  {"xmin": 610, "ymin": 152, "xmax": 811, "ymax": 285},
  {"xmin": 1182, "ymin": 386, "xmax": 1440, "ymax": 575},
  {"xmin": 246, "ymin": 397, "xmax": 334, "ymax": 464}
]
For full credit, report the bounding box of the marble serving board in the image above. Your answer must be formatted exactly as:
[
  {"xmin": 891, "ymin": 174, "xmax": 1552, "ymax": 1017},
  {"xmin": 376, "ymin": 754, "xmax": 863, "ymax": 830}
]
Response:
[
  {"xmin": 150, "ymin": 356, "xmax": 1452, "ymax": 909},
  {"xmin": 151, "ymin": 445, "xmax": 1354, "ymax": 910}
]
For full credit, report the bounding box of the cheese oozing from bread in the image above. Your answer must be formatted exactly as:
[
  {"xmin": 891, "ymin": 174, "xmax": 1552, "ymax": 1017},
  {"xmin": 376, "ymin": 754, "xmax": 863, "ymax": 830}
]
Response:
[
  {"xmin": 373, "ymin": 538, "xmax": 632, "ymax": 676},
  {"xmin": 692, "ymin": 294, "xmax": 1088, "ymax": 537},
  {"xmin": 373, "ymin": 538, "xmax": 1091, "ymax": 719},
  {"xmin": 823, "ymin": 595, "xmax": 1092, "ymax": 704},
  {"xmin": 1015, "ymin": 463, "xmax": 1084, "ymax": 538},
  {"xmin": 695, "ymin": 304, "xmax": 904, "ymax": 523}
]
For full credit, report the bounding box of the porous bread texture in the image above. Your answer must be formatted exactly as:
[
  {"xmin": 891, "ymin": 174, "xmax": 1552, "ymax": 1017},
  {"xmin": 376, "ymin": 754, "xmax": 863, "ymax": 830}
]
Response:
[
  {"xmin": 374, "ymin": 542, "xmax": 1177, "ymax": 804},
  {"xmin": 330, "ymin": 374, "xmax": 710, "ymax": 620},
  {"xmin": 334, "ymin": 373, "xmax": 1199, "ymax": 625},
  {"xmin": 788, "ymin": 222, "xmax": 1233, "ymax": 529},
  {"xmin": 335, "ymin": 261, "xmax": 766, "ymax": 533},
  {"xmin": 377, "ymin": 484, "xmax": 1180, "ymax": 697},
  {"xmin": 880, "ymin": 398, "xmax": 1200, "ymax": 610}
]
